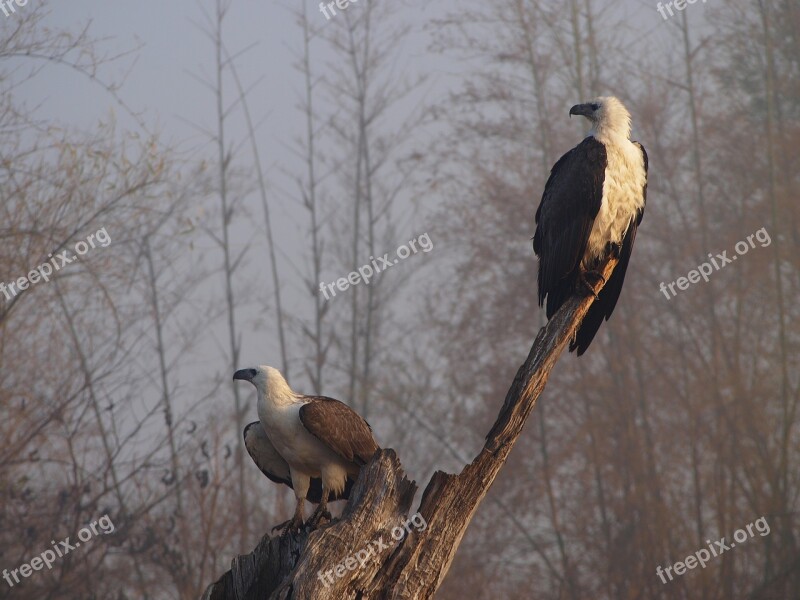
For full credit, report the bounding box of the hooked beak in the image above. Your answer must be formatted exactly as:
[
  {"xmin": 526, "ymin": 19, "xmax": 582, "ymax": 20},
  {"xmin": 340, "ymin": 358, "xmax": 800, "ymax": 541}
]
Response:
[
  {"xmin": 233, "ymin": 368, "xmax": 257, "ymax": 382},
  {"xmin": 569, "ymin": 103, "xmax": 594, "ymax": 119}
]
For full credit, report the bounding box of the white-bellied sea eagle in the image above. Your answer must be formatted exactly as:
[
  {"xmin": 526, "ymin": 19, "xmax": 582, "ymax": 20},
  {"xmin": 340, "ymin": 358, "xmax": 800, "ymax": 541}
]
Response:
[
  {"xmin": 234, "ymin": 366, "xmax": 379, "ymax": 531},
  {"xmin": 533, "ymin": 96, "xmax": 648, "ymax": 355}
]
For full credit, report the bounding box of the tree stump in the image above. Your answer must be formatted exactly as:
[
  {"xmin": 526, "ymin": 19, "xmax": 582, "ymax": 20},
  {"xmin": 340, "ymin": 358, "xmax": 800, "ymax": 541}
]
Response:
[{"xmin": 203, "ymin": 258, "xmax": 618, "ymax": 600}]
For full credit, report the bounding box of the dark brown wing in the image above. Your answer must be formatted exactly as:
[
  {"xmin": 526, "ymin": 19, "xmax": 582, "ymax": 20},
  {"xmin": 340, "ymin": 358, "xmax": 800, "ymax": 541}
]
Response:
[
  {"xmin": 299, "ymin": 397, "xmax": 379, "ymax": 465},
  {"xmin": 534, "ymin": 136, "xmax": 607, "ymax": 318},
  {"xmin": 243, "ymin": 422, "xmax": 292, "ymax": 486}
]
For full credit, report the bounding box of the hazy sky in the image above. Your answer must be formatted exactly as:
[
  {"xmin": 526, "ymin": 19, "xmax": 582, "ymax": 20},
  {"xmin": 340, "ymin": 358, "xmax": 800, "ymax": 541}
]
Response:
[
  {"xmin": 10, "ymin": 1, "xmax": 450, "ymax": 379},
  {"xmin": 9, "ymin": 0, "xmax": 715, "ymax": 387},
  {"xmin": 19, "ymin": 0, "xmax": 690, "ymax": 155},
  {"xmin": 20, "ymin": 1, "xmax": 448, "ymax": 155}
]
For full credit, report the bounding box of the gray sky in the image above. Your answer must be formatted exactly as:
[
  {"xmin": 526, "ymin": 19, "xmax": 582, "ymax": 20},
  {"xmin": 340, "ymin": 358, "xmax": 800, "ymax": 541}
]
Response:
[{"xmin": 10, "ymin": 0, "xmax": 716, "ymax": 413}]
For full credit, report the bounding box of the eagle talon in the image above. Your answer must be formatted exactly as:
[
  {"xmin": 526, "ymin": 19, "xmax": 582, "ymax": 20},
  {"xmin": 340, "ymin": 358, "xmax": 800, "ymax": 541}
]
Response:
[
  {"xmin": 306, "ymin": 508, "xmax": 332, "ymax": 529},
  {"xmin": 584, "ymin": 270, "xmax": 606, "ymax": 284},
  {"xmin": 273, "ymin": 515, "xmax": 304, "ymax": 536},
  {"xmin": 606, "ymin": 241, "xmax": 622, "ymax": 259},
  {"xmin": 580, "ymin": 279, "xmax": 600, "ymax": 299},
  {"xmin": 579, "ymin": 270, "xmax": 605, "ymax": 298}
]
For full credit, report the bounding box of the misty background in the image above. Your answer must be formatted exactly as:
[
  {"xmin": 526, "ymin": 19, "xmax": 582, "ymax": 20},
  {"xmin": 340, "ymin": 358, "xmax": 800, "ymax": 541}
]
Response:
[{"xmin": 0, "ymin": 0, "xmax": 798, "ymax": 598}]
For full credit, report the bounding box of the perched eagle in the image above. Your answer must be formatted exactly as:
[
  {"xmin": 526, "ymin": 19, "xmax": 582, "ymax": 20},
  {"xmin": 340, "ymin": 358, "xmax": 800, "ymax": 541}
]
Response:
[
  {"xmin": 533, "ymin": 96, "xmax": 648, "ymax": 355},
  {"xmin": 233, "ymin": 366, "xmax": 379, "ymax": 531}
]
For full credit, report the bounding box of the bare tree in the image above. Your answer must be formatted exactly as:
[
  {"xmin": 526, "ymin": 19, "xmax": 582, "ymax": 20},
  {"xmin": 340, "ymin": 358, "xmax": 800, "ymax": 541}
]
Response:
[
  {"xmin": 322, "ymin": 0, "xmax": 422, "ymax": 418},
  {"xmin": 290, "ymin": 1, "xmax": 329, "ymax": 394}
]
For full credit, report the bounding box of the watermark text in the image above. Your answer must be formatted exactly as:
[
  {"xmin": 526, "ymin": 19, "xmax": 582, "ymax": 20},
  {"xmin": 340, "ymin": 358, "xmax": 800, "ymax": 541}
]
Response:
[
  {"xmin": 659, "ymin": 227, "xmax": 770, "ymax": 300},
  {"xmin": 316, "ymin": 512, "xmax": 427, "ymax": 587},
  {"xmin": 1, "ymin": 227, "xmax": 112, "ymax": 303},
  {"xmin": 657, "ymin": 0, "xmax": 707, "ymax": 21},
  {"xmin": 656, "ymin": 516, "xmax": 770, "ymax": 584},
  {"xmin": 3, "ymin": 514, "xmax": 115, "ymax": 588},
  {"xmin": 319, "ymin": 232, "xmax": 433, "ymax": 300}
]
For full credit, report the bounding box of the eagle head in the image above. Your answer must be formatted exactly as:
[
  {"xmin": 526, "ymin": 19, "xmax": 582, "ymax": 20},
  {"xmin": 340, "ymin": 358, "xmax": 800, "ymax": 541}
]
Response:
[
  {"xmin": 569, "ymin": 96, "xmax": 632, "ymax": 139},
  {"xmin": 233, "ymin": 365, "xmax": 294, "ymax": 401}
]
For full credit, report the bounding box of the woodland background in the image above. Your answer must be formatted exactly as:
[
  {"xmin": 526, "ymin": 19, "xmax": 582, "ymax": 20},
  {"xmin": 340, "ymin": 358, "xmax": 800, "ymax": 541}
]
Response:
[{"xmin": 0, "ymin": 0, "xmax": 798, "ymax": 598}]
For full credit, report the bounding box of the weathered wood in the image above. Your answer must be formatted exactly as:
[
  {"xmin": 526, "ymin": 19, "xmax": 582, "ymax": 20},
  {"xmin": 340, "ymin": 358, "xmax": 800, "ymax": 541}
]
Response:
[{"xmin": 202, "ymin": 258, "xmax": 618, "ymax": 599}]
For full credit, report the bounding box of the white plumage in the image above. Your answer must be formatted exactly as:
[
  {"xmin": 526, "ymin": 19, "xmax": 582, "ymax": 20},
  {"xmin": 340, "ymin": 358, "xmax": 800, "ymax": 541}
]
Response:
[{"xmin": 234, "ymin": 365, "xmax": 379, "ymax": 531}]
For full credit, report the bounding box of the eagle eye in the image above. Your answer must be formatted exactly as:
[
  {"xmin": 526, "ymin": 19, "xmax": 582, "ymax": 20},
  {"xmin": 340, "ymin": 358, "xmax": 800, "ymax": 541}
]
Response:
[{"xmin": 591, "ymin": 103, "xmax": 600, "ymax": 111}]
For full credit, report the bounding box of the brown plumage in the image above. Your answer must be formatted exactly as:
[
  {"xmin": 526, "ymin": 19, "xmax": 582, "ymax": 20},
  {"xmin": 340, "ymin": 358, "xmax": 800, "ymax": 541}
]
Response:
[{"xmin": 300, "ymin": 397, "xmax": 379, "ymax": 465}]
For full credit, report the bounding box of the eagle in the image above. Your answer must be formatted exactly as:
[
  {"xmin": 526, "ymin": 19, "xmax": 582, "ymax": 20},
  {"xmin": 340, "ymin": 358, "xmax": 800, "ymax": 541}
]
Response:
[
  {"xmin": 533, "ymin": 96, "xmax": 648, "ymax": 355},
  {"xmin": 233, "ymin": 366, "xmax": 379, "ymax": 531}
]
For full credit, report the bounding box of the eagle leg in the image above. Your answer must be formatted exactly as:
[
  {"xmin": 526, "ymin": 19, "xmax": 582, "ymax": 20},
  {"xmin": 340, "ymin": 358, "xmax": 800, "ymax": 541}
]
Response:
[
  {"xmin": 272, "ymin": 499, "xmax": 305, "ymax": 535},
  {"xmin": 579, "ymin": 270, "xmax": 606, "ymax": 299},
  {"xmin": 605, "ymin": 241, "xmax": 622, "ymax": 259},
  {"xmin": 306, "ymin": 486, "xmax": 332, "ymax": 529}
]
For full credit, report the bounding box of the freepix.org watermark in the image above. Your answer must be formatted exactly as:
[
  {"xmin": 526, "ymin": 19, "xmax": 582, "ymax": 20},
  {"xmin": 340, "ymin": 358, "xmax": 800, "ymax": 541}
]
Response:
[
  {"xmin": 659, "ymin": 227, "xmax": 771, "ymax": 300},
  {"xmin": 1, "ymin": 227, "xmax": 111, "ymax": 302},
  {"xmin": 656, "ymin": 516, "xmax": 770, "ymax": 584},
  {"xmin": 316, "ymin": 512, "xmax": 427, "ymax": 588},
  {"xmin": 319, "ymin": 233, "xmax": 433, "ymax": 301},
  {"xmin": 319, "ymin": 0, "xmax": 358, "ymax": 20},
  {"xmin": 0, "ymin": 0, "xmax": 28, "ymax": 20},
  {"xmin": 656, "ymin": 0, "xmax": 707, "ymax": 21},
  {"xmin": 3, "ymin": 514, "xmax": 115, "ymax": 588}
]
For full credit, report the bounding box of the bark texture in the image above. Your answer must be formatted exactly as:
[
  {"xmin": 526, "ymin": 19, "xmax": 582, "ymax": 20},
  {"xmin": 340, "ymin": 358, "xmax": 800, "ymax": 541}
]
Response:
[{"xmin": 202, "ymin": 258, "xmax": 618, "ymax": 600}]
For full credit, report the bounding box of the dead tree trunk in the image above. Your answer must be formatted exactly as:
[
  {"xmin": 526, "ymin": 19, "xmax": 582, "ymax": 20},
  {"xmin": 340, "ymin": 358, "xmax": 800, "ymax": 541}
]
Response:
[{"xmin": 202, "ymin": 258, "xmax": 619, "ymax": 600}]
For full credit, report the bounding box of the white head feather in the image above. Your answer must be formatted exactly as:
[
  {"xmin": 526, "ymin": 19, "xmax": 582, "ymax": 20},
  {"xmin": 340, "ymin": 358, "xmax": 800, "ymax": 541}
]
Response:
[
  {"xmin": 593, "ymin": 96, "xmax": 632, "ymax": 139},
  {"xmin": 573, "ymin": 96, "xmax": 632, "ymax": 142},
  {"xmin": 251, "ymin": 365, "xmax": 296, "ymax": 406}
]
